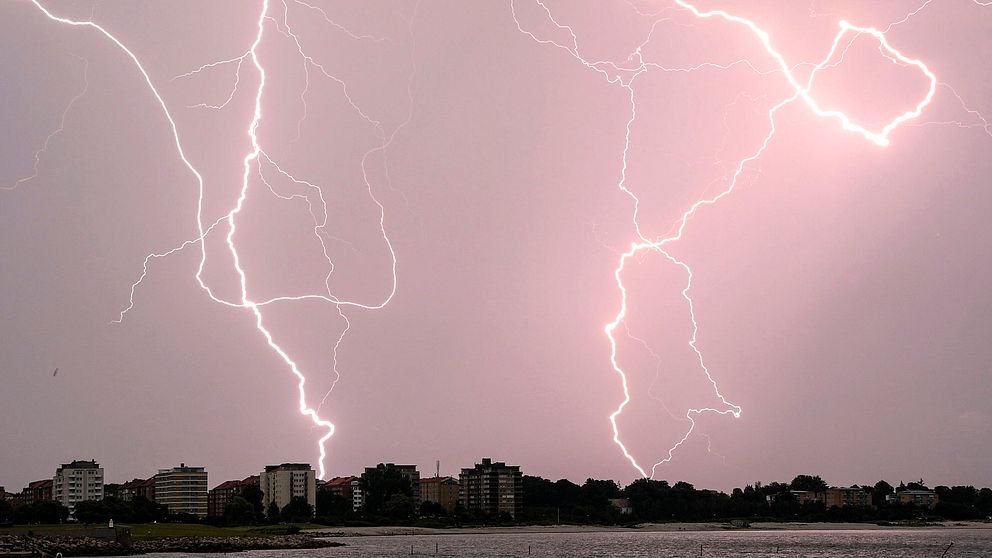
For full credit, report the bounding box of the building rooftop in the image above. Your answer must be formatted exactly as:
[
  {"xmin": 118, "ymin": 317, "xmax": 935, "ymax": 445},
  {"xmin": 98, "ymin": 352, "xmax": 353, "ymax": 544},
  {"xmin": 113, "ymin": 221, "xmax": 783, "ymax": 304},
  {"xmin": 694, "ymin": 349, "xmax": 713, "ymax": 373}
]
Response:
[
  {"xmin": 59, "ymin": 459, "xmax": 100, "ymax": 469},
  {"xmin": 211, "ymin": 480, "xmax": 243, "ymax": 491},
  {"xmin": 157, "ymin": 463, "xmax": 206, "ymax": 474},
  {"xmin": 264, "ymin": 463, "xmax": 313, "ymax": 472},
  {"xmin": 420, "ymin": 476, "xmax": 457, "ymax": 484}
]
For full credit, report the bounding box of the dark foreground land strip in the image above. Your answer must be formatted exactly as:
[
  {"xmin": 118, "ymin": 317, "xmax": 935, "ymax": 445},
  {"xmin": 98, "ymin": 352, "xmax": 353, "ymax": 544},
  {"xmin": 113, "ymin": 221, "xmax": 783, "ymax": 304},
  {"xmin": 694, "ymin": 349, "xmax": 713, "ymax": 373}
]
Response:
[{"xmin": 1, "ymin": 533, "xmax": 344, "ymax": 556}]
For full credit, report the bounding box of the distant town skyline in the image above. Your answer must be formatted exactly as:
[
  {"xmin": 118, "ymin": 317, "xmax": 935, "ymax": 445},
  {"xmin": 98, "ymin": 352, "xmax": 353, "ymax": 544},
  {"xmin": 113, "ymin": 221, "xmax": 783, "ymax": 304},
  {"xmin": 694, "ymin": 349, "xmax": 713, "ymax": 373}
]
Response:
[{"xmin": 2, "ymin": 1, "xmax": 990, "ymax": 495}]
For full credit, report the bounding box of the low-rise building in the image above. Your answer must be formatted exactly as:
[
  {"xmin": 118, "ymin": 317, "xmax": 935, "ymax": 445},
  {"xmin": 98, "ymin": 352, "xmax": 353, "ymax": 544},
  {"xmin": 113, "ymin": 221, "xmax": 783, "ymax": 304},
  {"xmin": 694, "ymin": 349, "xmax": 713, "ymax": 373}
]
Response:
[
  {"xmin": 321, "ymin": 476, "xmax": 359, "ymax": 500},
  {"xmin": 120, "ymin": 478, "xmax": 156, "ymax": 502},
  {"xmin": 208, "ymin": 475, "xmax": 259, "ymax": 517},
  {"xmin": 103, "ymin": 483, "xmax": 122, "ymax": 501},
  {"xmin": 789, "ymin": 490, "xmax": 823, "ymax": 505},
  {"xmin": 459, "ymin": 458, "xmax": 523, "ymax": 519},
  {"xmin": 609, "ymin": 498, "xmax": 633, "ymax": 515},
  {"xmin": 887, "ymin": 490, "xmax": 939, "ymax": 510},
  {"xmin": 53, "ymin": 459, "xmax": 104, "ymax": 516},
  {"xmin": 155, "ymin": 464, "xmax": 208, "ymax": 517},
  {"xmin": 824, "ymin": 487, "xmax": 872, "ymax": 508},
  {"xmin": 27, "ymin": 480, "xmax": 53, "ymax": 502},
  {"xmin": 260, "ymin": 464, "xmax": 316, "ymax": 517},
  {"xmin": 419, "ymin": 476, "xmax": 459, "ymax": 514}
]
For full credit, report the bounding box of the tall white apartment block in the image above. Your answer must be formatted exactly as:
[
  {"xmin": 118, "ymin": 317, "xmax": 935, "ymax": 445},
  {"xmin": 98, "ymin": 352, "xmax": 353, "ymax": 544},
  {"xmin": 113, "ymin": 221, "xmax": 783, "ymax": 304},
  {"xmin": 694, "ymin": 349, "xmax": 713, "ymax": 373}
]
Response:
[
  {"xmin": 53, "ymin": 459, "xmax": 104, "ymax": 516},
  {"xmin": 259, "ymin": 463, "xmax": 316, "ymax": 516}
]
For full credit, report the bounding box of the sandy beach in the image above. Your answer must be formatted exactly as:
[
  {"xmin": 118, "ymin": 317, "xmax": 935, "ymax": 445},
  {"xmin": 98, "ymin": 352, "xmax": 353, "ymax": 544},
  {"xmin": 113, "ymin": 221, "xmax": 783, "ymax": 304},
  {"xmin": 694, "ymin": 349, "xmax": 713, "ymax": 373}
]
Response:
[{"xmin": 309, "ymin": 520, "xmax": 992, "ymax": 537}]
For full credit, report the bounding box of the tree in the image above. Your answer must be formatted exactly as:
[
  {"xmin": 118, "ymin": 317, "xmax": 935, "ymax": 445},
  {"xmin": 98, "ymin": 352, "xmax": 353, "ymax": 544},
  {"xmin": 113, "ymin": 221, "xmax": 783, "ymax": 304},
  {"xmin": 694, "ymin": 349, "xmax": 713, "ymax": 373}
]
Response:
[
  {"xmin": 241, "ymin": 485, "xmax": 264, "ymax": 522},
  {"xmin": 790, "ymin": 475, "xmax": 827, "ymax": 493},
  {"xmin": 419, "ymin": 500, "xmax": 446, "ymax": 517},
  {"xmin": 280, "ymin": 497, "xmax": 314, "ymax": 523},
  {"xmin": 266, "ymin": 501, "xmax": 281, "ymax": 523},
  {"xmin": 361, "ymin": 464, "xmax": 413, "ymax": 515},
  {"xmin": 316, "ymin": 491, "xmax": 352, "ymax": 518},
  {"xmin": 380, "ymin": 494, "xmax": 414, "ymax": 520},
  {"xmin": 130, "ymin": 496, "xmax": 167, "ymax": 523},
  {"xmin": 578, "ymin": 479, "xmax": 620, "ymax": 510},
  {"xmin": 0, "ymin": 500, "xmax": 12, "ymax": 524},
  {"xmin": 73, "ymin": 500, "xmax": 110, "ymax": 524},
  {"xmin": 224, "ymin": 496, "xmax": 256, "ymax": 525}
]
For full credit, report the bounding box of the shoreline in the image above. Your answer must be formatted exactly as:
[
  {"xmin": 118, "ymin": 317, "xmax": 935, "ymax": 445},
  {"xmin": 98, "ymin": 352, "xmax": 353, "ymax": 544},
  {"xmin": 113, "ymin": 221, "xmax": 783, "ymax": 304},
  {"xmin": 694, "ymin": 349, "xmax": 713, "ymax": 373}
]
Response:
[
  {"xmin": 0, "ymin": 533, "xmax": 343, "ymax": 556},
  {"xmin": 310, "ymin": 520, "xmax": 992, "ymax": 538}
]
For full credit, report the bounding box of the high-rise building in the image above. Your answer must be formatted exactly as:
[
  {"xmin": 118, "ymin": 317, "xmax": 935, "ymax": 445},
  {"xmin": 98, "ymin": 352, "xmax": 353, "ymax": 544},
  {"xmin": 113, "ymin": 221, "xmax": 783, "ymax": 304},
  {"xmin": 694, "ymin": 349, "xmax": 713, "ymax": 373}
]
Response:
[
  {"xmin": 53, "ymin": 459, "xmax": 104, "ymax": 516},
  {"xmin": 459, "ymin": 458, "xmax": 522, "ymax": 519},
  {"xmin": 260, "ymin": 464, "xmax": 316, "ymax": 516},
  {"xmin": 154, "ymin": 463, "xmax": 208, "ymax": 517}
]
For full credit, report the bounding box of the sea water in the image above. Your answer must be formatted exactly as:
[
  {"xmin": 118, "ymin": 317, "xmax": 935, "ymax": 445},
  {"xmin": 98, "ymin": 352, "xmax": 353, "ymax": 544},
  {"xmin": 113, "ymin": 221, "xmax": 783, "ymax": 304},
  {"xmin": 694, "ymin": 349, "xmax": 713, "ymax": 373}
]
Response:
[{"xmin": 144, "ymin": 528, "xmax": 992, "ymax": 557}]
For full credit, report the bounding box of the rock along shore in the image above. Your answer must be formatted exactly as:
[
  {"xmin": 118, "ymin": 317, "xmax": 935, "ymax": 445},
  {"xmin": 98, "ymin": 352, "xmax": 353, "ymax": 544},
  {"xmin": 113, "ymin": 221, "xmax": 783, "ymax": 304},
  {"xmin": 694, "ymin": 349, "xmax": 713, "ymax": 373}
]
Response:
[{"xmin": 1, "ymin": 533, "xmax": 343, "ymax": 556}]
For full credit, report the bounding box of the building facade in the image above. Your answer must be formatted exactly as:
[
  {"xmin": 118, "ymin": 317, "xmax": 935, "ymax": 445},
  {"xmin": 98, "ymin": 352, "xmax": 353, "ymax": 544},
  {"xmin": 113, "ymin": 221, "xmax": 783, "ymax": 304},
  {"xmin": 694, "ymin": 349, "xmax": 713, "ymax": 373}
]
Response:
[
  {"xmin": 207, "ymin": 475, "xmax": 258, "ymax": 518},
  {"xmin": 27, "ymin": 480, "xmax": 53, "ymax": 502},
  {"xmin": 120, "ymin": 478, "xmax": 156, "ymax": 502},
  {"xmin": 154, "ymin": 464, "xmax": 208, "ymax": 517},
  {"xmin": 53, "ymin": 459, "xmax": 104, "ymax": 516},
  {"xmin": 888, "ymin": 489, "xmax": 939, "ymax": 510},
  {"xmin": 824, "ymin": 487, "xmax": 873, "ymax": 508},
  {"xmin": 419, "ymin": 476, "xmax": 459, "ymax": 514},
  {"xmin": 321, "ymin": 476, "xmax": 359, "ymax": 500},
  {"xmin": 260, "ymin": 464, "xmax": 316, "ymax": 516},
  {"xmin": 459, "ymin": 458, "xmax": 523, "ymax": 519},
  {"xmin": 351, "ymin": 479, "xmax": 364, "ymax": 511}
]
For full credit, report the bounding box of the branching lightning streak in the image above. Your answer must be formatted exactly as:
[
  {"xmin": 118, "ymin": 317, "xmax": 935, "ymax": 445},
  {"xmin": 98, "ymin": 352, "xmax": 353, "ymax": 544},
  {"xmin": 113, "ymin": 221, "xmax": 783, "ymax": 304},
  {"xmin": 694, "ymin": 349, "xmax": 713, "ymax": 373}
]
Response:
[
  {"xmin": 26, "ymin": 0, "xmax": 415, "ymax": 479},
  {"xmin": 514, "ymin": 0, "xmax": 939, "ymax": 478},
  {"xmin": 2, "ymin": 56, "xmax": 89, "ymax": 192}
]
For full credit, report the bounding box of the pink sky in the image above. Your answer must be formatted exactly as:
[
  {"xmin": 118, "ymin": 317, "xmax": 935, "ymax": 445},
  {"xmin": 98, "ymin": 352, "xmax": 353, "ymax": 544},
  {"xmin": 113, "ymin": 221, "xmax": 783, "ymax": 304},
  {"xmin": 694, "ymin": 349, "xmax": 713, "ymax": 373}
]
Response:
[{"xmin": 2, "ymin": 0, "xmax": 991, "ymax": 493}]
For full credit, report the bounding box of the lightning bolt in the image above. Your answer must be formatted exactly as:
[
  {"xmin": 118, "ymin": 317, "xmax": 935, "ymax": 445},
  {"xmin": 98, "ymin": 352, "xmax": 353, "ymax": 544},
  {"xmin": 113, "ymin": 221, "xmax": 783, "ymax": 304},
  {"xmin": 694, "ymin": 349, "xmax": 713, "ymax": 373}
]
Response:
[
  {"xmin": 2, "ymin": 56, "xmax": 89, "ymax": 192},
  {"xmin": 23, "ymin": 0, "xmax": 417, "ymax": 479},
  {"xmin": 514, "ymin": 0, "xmax": 940, "ymax": 478}
]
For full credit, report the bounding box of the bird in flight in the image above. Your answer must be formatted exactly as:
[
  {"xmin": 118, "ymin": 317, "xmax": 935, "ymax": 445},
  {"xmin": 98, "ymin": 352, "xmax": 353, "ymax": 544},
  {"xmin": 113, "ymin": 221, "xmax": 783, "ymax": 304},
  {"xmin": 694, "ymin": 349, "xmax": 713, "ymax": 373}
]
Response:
[{"xmin": 53, "ymin": 368, "xmax": 59, "ymax": 377}]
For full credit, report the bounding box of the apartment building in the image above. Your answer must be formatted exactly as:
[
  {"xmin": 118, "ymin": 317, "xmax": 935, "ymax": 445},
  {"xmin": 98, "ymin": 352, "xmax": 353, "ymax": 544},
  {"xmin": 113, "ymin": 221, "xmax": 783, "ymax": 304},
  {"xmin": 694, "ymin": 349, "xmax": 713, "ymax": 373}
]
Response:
[
  {"xmin": 120, "ymin": 477, "xmax": 156, "ymax": 502},
  {"xmin": 53, "ymin": 459, "xmax": 104, "ymax": 516},
  {"xmin": 459, "ymin": 458, "xmax": 523, "ymax": 519},
  {"xmin": 260, "ymin": 464, "xmax": 316, "ymax": 516},
  {"xmin": 419, "ymin": 476, "xmax": 459, "ymax": 514},
  {"xmin": 321, "ymin": 476, "xmax": 359, "ymax": 500},
  {"xmin": 207, "ymin": 475, "xmax": 258, "ymax": 517},
  {"xmin": 824, "ymin": 487, "xmax": 873, "ymax": 508},
  {"xmin": 887, "ymin": 489, "xmax": 939, "ymax": 510},
  {"xmin": 155, "ymin": 464, "xmax": 208, "ymax": 517}
]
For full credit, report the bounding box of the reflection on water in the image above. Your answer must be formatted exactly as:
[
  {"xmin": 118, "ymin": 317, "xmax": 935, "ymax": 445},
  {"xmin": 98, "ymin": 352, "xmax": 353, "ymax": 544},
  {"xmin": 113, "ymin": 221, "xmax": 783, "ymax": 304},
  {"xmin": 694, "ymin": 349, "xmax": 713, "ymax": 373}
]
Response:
[{"xmin": 146, "ymin": 528, "xmax": 992, "ymax": 558}]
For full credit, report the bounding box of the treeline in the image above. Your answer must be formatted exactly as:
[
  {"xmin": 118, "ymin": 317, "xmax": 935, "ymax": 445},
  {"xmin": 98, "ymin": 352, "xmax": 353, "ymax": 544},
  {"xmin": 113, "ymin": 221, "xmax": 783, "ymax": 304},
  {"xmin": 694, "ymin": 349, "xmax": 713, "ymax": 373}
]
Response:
[
  {"xmin": 521, "ymin": 475, "xmax": 992, "ymax": 524},
  {"xmin": 4, "ymin": 474, "xmax": 990, "ymax": 528}
]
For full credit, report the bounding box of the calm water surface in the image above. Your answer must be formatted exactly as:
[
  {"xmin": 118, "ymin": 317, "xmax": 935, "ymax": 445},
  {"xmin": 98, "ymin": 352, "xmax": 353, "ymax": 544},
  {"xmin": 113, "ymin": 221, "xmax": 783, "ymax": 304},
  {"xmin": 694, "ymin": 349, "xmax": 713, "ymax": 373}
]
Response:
[{"xmin": 146, "ymin": 529, "xmax": 992, "ymax": 558}]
